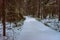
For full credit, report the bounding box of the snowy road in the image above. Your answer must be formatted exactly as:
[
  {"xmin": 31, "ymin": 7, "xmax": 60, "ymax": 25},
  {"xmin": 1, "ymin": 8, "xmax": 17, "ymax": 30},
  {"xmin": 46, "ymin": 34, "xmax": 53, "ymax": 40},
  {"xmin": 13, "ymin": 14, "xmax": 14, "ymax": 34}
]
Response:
[{"xmin": 15, "ymin": 17, "xmax": 60, "ymax": 40}]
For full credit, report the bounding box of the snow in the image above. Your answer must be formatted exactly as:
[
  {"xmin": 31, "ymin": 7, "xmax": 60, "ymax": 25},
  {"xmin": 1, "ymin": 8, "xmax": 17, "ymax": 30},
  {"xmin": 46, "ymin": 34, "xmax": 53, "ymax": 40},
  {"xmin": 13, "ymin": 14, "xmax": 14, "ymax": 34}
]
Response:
[
  {"xmin": 0, "ymin": 16, "xmax": 60, "ymax": 40},
  {"xmin": 15, "ymin": 16, "xmax": 60, "ymax": 40},
  {"xmin": 41, "ymin": 18, "xmax": 60, "ymax": 31}
]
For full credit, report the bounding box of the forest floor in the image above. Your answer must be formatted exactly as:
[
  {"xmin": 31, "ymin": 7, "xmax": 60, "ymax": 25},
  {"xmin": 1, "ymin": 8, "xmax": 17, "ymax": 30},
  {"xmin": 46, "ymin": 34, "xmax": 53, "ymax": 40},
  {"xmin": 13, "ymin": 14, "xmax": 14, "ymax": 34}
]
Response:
[{"xmin": 0, "ymin": 16, "xmax": 60, "ymax": 40}]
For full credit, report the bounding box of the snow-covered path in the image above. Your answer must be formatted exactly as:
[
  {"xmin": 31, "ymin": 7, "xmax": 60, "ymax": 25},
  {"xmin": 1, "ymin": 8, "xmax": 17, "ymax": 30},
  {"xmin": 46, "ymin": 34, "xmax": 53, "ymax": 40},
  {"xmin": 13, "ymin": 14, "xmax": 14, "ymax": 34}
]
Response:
[
  {"xmin": 0, "ymin": 16, "xmax": 60, "ymax": 40},
  {"xmin": 15, "ymin": 17, "xmax": 60, "ymax": 40}
]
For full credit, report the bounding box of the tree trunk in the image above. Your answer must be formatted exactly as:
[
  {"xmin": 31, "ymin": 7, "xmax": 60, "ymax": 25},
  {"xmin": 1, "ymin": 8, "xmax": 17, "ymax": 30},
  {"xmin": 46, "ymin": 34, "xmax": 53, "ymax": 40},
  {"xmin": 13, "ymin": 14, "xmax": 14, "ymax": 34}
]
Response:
[
  {"xmin": 59, "ymin": 13, "xmax": 60, "ymax": 21},
  {"xmin": 38, "ymin": 0, "xmax": 40, "ymax": 18},
  {"xmin": 2, "ymin": 0, "xmax": 6, "ymax": 36},
  {"xmin": 56, "ymin": 0, "xmax": 60, "ymax": 21},
  {"xmin": 59, "ymin": 3, "xmax": 60, "ymax": 21}
]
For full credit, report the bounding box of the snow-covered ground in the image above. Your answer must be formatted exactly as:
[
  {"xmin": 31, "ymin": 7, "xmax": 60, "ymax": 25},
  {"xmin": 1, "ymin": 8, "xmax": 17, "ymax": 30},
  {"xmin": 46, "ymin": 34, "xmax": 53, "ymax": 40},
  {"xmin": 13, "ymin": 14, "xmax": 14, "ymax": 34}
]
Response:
[
  {"xmin": 0, "ymin": 16, "xmax": 60, "ymax": 40},
  {"xmin": 41, "ymin": 18, "xmax": 60, "ymax": 32}
]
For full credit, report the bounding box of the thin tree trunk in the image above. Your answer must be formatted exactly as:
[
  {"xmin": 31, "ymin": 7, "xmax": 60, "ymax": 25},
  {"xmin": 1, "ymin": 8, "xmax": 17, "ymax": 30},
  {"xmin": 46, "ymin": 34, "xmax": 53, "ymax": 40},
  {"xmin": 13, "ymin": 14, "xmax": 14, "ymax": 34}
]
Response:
[
  {"xmin": 56, "ymin": 0, "xmax": 60, "ymax": 21},
  {"xmin": 58, "ymin": 3, "xmax": 60, "ymax": 21},
  {"xmin": 59, "ymin": 3, "xmax": 60, "ymax": 21},
  {"xmin": 2, "ymin": 0, "xmax": 6, "ymax": 36},
  {"xmin": 59, "ymin": 13, "xmax": 60, "ymax": 21},
  {"xmin": 38, "ymin": 0, "xmax": 40, "ymax": 18}
]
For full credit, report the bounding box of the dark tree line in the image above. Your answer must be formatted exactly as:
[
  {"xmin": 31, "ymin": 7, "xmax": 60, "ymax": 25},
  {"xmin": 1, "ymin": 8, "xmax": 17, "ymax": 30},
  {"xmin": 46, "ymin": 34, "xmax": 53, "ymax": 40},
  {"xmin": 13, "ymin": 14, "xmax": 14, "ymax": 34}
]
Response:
[{"xmin": 22, "ymin": 0, "xmax": 59, "ymax": 19}]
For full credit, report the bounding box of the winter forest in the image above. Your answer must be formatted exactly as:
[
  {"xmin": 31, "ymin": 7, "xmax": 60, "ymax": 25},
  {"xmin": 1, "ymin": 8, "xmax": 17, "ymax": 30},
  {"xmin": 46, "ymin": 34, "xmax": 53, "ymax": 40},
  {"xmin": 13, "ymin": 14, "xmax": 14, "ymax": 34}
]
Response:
[{"xmin": 0, "ymin": 0, "xmax": 60, "ymax": 40}]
